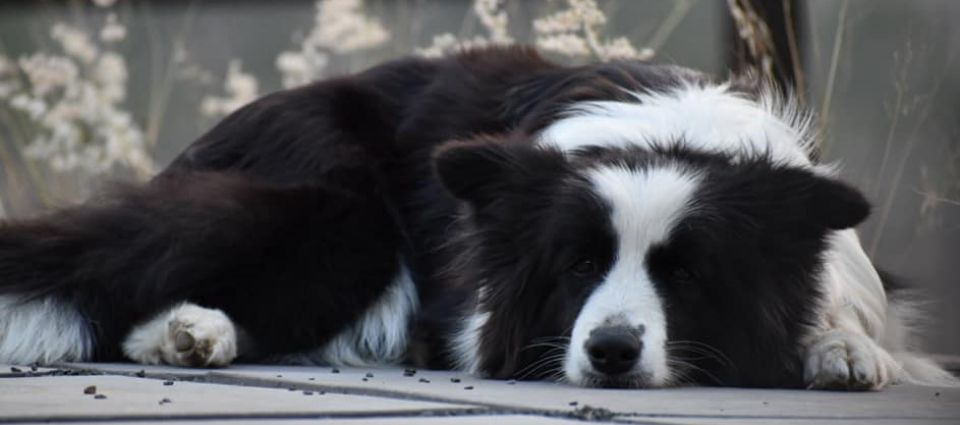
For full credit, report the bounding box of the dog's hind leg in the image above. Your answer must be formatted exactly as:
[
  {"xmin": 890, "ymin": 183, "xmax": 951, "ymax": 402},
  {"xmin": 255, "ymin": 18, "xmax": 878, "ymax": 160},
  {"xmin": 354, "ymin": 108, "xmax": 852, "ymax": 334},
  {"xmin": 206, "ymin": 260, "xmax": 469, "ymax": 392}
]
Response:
[{"xmin": 123, "ymin": 303, "xmax": 238, "ymax": 367}]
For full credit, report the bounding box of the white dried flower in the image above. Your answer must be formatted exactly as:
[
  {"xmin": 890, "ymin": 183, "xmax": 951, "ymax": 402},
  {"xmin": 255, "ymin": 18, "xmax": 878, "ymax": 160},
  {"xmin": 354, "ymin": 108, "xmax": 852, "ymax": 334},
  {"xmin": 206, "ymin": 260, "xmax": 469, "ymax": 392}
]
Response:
[
  {"xmin": 10, "ymin": 94, "xmax": 48, "ymax": 120},
  {"xmin": 275, "ymin": 0, "xmax": 389, "ymax": 88},
  {"xmin": 534, "ymin": 0, "xmax": 653, "ymax": 62},
  {"xmin": 416, "ymin": 0, "xmax": 513, "ymax": 58},
  {"xmin": 51, "ymin": 23, "xmax": 98, "ymax": 64},
  {"xmin": 474, "ymin": 0, "xmax": 512, "ymax": 43},
  {"xmin": 201, "ymin": 60, "xmax": 259, "ymax": 118},
  {"xmin": 312, "ymin": 0, "xmax": 389, "ymax": 53},
  {"xmin": 94, "ymin": 52, "xmax": 127, "ymax": 102},
  {"xmin": 100, "ymin": 13, "xmax": 127, "ymax": 43},
  {"xmin": 3, "ymin": 19, "xmax": 154, "ymax": 179},
  {"xmin": 18, "ymin": 53, "xmax": 78, "ymax": 97},
  {"xmin": 535, "ymin": 33, "xmax": 590, "ymax": 57}
]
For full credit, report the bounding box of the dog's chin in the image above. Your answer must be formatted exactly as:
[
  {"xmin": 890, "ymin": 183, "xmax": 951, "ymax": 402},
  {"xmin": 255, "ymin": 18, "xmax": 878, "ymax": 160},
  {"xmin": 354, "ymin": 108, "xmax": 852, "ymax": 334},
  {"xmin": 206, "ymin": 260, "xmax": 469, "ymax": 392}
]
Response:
[{"xmin": 574, "ymin": 372, "xmax": 658, "ymax": 389}]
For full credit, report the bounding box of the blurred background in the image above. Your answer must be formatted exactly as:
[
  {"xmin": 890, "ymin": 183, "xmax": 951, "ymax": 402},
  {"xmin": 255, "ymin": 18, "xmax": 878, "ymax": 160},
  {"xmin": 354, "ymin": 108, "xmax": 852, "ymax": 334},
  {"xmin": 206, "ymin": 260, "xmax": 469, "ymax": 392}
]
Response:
[{"xmin": 0, "ymin": 0, "xmax": 957, "ymax": 358}]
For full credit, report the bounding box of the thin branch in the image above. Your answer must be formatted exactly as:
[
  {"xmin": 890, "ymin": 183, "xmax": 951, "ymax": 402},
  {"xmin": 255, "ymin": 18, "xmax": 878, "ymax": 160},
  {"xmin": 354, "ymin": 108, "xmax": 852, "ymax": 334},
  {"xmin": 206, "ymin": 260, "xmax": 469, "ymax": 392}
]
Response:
[
  {"xmin": 645, "ymin": 0, "xmax": 695, "ymax": 54},
  {"xmin": 782, "ymin": 0, "xmax": 806, "ymax": 104},
  {"xmin": 868, "ymin": 55, "xmax": 953, "ymax": 256},
  {"xmin": 816, "ymin": 0, "xmax": 849, "ymax": 153}
]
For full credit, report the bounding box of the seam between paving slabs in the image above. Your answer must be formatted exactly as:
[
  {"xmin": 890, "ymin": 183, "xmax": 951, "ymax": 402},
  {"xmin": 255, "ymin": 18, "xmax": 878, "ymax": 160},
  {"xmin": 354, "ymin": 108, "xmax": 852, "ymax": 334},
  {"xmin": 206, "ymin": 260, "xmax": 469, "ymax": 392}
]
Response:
[{"xmin": 7, "ymin": 365, "xmax": 633, "ymax": 424}]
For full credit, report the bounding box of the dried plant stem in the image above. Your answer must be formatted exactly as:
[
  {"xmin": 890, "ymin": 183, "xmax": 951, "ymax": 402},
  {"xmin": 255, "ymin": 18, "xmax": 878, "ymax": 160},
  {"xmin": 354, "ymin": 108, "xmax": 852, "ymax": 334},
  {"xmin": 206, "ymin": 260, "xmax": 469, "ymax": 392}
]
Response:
[
  {"xmin": 816, "ymin": 0, "xmax": 848, "ymax": 153},
  {"xmin": 868, "ymin": 60, "xmax": 951, "ymax": 257},
  {"xmin": 644, "ymin": 0, "xmax": 695, "ymax": 53},
  {"xmin": 874, "ymin": 67, "xmax": 906, "ymax": 199},
  {"xmin": 0, "ymin": 108, "xmax": 53, "ymax": 207},
  {"xmin": 143, "ymin": 1, "xmax": 197, "ymax": 150},
  {"xmin": 782, "ymin": 0, "xmax": 805, "ymax": 104}
]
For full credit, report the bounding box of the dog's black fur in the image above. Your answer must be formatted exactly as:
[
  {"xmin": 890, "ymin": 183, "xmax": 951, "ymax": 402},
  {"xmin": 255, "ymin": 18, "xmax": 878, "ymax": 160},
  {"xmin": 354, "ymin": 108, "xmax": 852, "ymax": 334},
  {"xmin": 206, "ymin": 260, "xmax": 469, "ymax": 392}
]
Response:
[{"xmin": 0, "ymin": 47, "xmax": 882, "ymax": 388}]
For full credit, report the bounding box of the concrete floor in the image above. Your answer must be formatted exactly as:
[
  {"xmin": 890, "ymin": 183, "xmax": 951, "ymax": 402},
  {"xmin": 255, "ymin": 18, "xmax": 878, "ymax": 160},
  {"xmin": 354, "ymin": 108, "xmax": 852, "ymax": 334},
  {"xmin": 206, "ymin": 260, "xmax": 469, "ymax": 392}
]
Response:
[{"xmin": 1, "ymin": 363, "xmax": 958, "ymax": 424}]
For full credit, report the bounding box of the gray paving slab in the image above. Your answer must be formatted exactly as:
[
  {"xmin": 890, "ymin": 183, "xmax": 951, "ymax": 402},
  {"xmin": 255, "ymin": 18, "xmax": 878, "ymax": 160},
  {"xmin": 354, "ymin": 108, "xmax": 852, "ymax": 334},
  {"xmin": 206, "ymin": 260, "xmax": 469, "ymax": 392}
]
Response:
[
  {"xmin": 0, "ymin": 374, "xmax": 478, "ymax": 422},
  {"xmin": 63, "ymin": 416, "xmax": 588, "ymax": 425},
  {"xmin": 627, "ymin": 419, "xmax": 955, "ymax": 425},
  {"xmin": 203, "ymin": 365, "xmax": 959, "ymax": 421}
]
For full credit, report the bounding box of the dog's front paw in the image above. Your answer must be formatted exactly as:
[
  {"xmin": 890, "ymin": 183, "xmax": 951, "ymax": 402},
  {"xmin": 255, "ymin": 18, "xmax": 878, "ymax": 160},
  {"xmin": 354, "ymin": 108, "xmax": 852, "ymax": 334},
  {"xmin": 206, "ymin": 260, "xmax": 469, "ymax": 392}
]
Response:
[
  {"xmin": 804, "ymin": 329, "xmax": 895, "ymax": 391},
  {"xmin": 163, "ymin": 305, "xmax": 237, "ymax": 367},
  {"xmin": 124, "ymin": 303, "xmax": 237, "ymax": 368}
]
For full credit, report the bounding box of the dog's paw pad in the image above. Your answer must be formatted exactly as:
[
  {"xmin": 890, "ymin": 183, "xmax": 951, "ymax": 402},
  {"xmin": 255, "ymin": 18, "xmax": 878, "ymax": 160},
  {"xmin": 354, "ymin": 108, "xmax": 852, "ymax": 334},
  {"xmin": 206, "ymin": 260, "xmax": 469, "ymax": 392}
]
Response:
[
  {"xmin": 162, "ymin": 305, "xmax": 237, "ymax": 368},
  {"xmin": 804, "ymin": 330, "xmax": 891, "ymax": 391}
]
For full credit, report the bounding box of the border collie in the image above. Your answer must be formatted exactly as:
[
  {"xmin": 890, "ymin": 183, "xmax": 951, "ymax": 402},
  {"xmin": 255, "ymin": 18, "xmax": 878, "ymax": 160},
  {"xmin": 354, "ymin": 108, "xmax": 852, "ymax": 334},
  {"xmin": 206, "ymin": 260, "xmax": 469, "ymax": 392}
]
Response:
[{"xmin": 0, "ymin": 47, "xmax": 953, "ymax": 390}]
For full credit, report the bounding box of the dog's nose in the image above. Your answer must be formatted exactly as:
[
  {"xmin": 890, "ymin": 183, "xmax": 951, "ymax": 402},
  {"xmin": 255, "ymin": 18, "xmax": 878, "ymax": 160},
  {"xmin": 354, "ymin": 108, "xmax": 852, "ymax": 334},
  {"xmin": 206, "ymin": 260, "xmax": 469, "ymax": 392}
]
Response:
[{"xmin": 585, "ymin": 326, "xmax": 642, "ymax": 375}]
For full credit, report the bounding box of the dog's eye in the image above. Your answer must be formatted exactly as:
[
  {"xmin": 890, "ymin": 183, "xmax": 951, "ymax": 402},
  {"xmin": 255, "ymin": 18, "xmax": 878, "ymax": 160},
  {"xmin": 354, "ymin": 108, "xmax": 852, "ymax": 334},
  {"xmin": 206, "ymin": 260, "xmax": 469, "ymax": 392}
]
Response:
[{"xmin": 569, "ymin": 258, "xmax": 598, "ymax": 277}]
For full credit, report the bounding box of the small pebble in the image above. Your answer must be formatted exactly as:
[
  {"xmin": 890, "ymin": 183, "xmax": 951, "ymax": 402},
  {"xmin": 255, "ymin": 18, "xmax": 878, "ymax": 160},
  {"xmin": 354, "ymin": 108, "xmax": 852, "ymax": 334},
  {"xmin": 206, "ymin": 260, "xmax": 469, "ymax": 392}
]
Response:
[
  {"xmin": 10, "ymin": 367, "xmax": 21, "ymax": 373},
  {"xmin": 135, "ymin": 369, "xmax": 146, "ymax": 378},
  {"xmin": 94, "ymin": 394, "xmax": 107, "ymax": 400},
  {"xmin": 308, "ymin": 377, "xmax": 315, "ymax": 381},
  {"xmin": 83, "ymin": 385, "xmax": 97, "ymax": 395},
  {"xmin": 450, "ymin": 378, "xmax": 461, "ymax": 383},
  {"xmin": 418, "ymin": 378, "xmax": 431, "ymax": 383},
  {"xmin": 365, "ymin": 372, "xmax": 374, "ymax": 378},
  {"xmin": 288, "ymin": 388, "xmax": 297, "ymax": 391},
  {"xmin": 30, "ymin": 366, "xmax": 38, "ymax": 372},
  {"xmin": 361, "ymin": 378, "xmax": 368, "ymax": 382},
  {"xmin": 403, "ymin": 368, "xmax": 417, "ymax": 377},
  {"xmin": 158, "ymin": 398, "xmax": 171, "ymax": 405},
  {"xmin": 163, "ymin": 381, "xmax": 174, "ymax": 386},
  {"xmin": 935, "ymin": 392, "xmax": 941, "ymax": 397},
  {"xmin": 506, "ymin": 380, "xmax": 516, "ymax": 385},
  {"xmin": 303, "ymin": 391, "xmax": 313, "ymax": 395},
  {"xmin": 568, "ymin": 401, "xmax": 579, "ymax": 407},
  {"xmin": 331, "ymin": 368, "xmax": 340, "ymax": 374},
  {"xmin": 276, "ymin": 374, "xmax": 283, "ymax": 378},
  {"xmin": 318, "ymin": 391, "xmax": 326, "ymax": 395},
  {"xmin": 463, "ymin": 386, "xmax": 474, "ymax": 390}
]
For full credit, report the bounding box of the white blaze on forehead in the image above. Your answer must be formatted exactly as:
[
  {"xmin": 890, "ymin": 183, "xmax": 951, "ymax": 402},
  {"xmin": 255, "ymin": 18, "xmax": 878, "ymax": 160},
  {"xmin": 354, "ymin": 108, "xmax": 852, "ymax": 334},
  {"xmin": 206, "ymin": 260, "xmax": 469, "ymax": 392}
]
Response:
[
  {"xmin": 538, "ymin": 83, "xmax": 817, "ymax": 169},
  {"xmin": 564, "ymin": 165, "xmax": 701, "ymax": 386}
]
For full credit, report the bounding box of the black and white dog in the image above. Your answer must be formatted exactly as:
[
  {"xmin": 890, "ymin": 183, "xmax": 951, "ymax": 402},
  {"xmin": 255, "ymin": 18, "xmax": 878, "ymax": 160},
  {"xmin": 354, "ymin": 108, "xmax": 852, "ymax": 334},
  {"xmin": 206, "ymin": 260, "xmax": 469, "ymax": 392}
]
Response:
[{"xmin": 0, "ymin": 47, "xmax": 953, "ymax": 390}]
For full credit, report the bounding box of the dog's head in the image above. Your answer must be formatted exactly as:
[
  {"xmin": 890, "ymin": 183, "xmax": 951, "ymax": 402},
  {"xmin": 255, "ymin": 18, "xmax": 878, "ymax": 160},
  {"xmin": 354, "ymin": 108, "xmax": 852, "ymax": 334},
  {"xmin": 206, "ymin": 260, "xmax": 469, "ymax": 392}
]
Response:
[{"xmin": 434, "ymin": 139, "xmax": 869, "ymax": 388}]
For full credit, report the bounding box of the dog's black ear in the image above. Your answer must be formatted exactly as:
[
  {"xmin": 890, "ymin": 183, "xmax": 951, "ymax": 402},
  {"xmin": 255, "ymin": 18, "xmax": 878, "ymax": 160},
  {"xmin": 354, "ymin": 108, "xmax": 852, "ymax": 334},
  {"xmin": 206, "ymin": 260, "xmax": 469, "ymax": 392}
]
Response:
[
  {"xmin": 802, "ymin": 175, "xmax": 871, "ymax": 230},
  {"xmin": 433, "ymin": 139, "xmax": 568, "ymax": 208},
  {"xmin": 716, "ymin": 165, "xmax": 870, "ymax": 232}
]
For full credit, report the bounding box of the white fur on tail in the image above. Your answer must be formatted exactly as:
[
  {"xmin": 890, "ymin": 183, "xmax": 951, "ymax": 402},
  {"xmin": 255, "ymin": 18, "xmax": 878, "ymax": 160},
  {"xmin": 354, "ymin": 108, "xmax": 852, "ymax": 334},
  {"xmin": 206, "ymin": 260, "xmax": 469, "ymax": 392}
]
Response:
[{"xmin": 0, "ymin": 295, "xmax": 93, "ymax": 365}]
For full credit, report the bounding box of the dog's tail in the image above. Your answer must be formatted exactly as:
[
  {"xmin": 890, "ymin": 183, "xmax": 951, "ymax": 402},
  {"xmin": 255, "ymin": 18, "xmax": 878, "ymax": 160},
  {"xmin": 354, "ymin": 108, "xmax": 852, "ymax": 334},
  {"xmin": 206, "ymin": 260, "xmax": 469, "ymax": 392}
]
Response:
[
  {"xmin": 0, "ymin": 199, "xmax": 111, "ymax": 365},
  {"xmin": 0, "ymin": 172, "xmax": 338, "ymax": 365}
]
